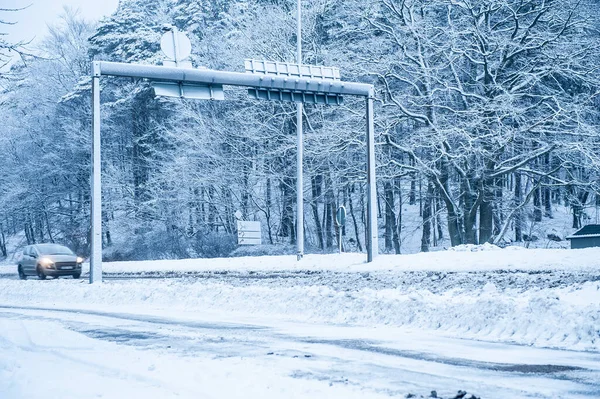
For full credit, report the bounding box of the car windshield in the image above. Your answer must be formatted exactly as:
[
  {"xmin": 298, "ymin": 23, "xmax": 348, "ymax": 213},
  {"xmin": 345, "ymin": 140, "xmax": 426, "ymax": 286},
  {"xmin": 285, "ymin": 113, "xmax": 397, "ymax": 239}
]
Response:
[{"xmin": 36, "ymin": 244, "xmax": 74, "ymax": 255}]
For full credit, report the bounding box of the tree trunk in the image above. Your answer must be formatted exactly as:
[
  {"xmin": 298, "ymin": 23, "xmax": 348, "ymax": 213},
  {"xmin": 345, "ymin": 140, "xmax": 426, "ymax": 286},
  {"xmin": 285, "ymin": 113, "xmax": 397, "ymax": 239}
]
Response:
[
  {"xmin": 393, "ymin": 178, "xmax": 402, "ymax": 254},
  {"xmin": 266, "ymin": 177, "xmax": 273, "ymax": 244},
  {"xmin": 325, "ymin": 202, "xmax": 334, "ymax": 249},
  {"xmin": 311, "ymin": 175, "xmax": 324, "ymax": 249},
  {"xmin": 435, "ymin": 195, "xmax": 444, "ymax": 241},
  {"xmin": 208, "ymin": 186, "xmax": 217, "ymax": 231},
  {"xmin": 572, "ymin": 190, "xmax": 589, "ymax": 229},
  {"xmin": 421, "ymin": 183, "xmax": 434, "ymax": 252},
  {"xmin": 463, "ymin": 177, "xmax": 478, "ymax": 244},
  {"xmin": 103, "ymin": 212, "xmax": 112, "ymax": 246},
  {"xmin": 280, "ymin": 177, "xmax": 295, "ymax": 244},
  {"xmin": 324, "ymin": 176, "xmax": 334, "ymax": 248},
  {"xmin": 544, "ymin": 153, "xmax": 553, "ymax": 218},
  {"xmin": 438, "ymin": 159, "xmax": 462, "ymax": 246},
  {"xmin": 533, "ymin": 185, "xmax": 542, "ymax": 222},
  {"xmin": 384, "ymin": 181, "xmax": 394, "ymax": 252},
  {"xmin": 44, "ymin": 209, "xmax": 54, "ymax": 243},
  {"xmin": 348, "ymin": 184, "xmax": 363, "ymax": 252},
  {"xmin": 514, "ymin": 172, "xmax": 523, "ymax": 242},
  {"xmin": 409, "ymin": 156, "xmax": 417, "ymax": 205},
  {"xmin": 479, "ymin": 173, "xmax": 495, "ymax": 244},
  {"xmin": 492, "ymin": 178, "xmax": 503, "ymax": 238},
  {"xmin": 0, "ymin": 222, "xmax": 7, "ymax": 257}
]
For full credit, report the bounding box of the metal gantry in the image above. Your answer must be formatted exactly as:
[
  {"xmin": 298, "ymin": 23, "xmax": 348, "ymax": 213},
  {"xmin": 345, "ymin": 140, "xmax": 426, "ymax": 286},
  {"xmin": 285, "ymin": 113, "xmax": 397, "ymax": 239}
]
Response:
[{"xmin": 90, "ymin": 60, "xmax": 378, "ymax": 283}]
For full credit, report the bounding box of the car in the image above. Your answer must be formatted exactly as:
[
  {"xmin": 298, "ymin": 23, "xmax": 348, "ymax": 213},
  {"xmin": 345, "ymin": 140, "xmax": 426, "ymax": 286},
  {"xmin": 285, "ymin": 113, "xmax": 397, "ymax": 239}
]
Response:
[{"xmin": 18, "ymin": 243, "xmax": 84, "ymax": 280}]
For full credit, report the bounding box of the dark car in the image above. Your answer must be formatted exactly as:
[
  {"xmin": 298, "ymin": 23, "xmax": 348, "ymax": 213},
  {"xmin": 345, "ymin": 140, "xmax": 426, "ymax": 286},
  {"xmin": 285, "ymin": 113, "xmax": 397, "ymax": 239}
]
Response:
[{"xmin": 18, "ymin": 244, "xmax": 83, "ymax": 280}]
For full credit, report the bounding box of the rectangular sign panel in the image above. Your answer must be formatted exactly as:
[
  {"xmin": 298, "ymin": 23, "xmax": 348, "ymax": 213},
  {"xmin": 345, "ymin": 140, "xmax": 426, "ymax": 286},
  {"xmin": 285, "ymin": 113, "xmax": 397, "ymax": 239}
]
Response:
[
  {"xmin": 152, "ymin": 82, "xmax": 225, "ymax": 100},
  {"xmin": 245, "ymin": 59, "xmax": 340, "ymax": 80},
  {"xmin": 237, "ymin": 221, "xmax": 262, "ymax": 245},
  {"xmin": 239, "ymin": 237, "xmax": 262, "ymax": 245},
  {"xmin": 248, "ymin": 88, "xmax": 342, "ymax": 105}
]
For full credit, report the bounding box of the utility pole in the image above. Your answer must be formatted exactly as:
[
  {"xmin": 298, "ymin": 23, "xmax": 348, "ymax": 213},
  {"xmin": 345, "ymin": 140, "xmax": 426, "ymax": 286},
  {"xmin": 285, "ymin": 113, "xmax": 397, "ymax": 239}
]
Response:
[{"xmin": 296, "ymin": 0, "xmax": 304, "ymax": 261}]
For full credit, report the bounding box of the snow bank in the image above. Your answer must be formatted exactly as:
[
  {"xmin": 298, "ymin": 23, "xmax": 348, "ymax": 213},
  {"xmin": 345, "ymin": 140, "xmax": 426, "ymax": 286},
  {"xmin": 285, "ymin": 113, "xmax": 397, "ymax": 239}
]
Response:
[
  {"xmin": 79, "ymin": 246, "xmax": 600, "ymax": 274},
  {"xmin": 1, "ymin": 277, "xmax": 598, "ymax": 351}
]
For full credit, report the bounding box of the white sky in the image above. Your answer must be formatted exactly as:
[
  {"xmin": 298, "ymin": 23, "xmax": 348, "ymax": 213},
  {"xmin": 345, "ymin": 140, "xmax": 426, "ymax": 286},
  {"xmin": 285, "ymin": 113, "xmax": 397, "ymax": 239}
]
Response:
[{"xmin": 2, "ymin": 0, "xmax": 119, "ymax": 46}]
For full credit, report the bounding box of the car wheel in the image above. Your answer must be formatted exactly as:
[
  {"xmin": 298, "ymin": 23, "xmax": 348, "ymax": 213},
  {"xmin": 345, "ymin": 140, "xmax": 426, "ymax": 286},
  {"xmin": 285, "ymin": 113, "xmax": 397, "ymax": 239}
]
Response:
[
  {"xmin": 18, "ymin": 265, "xmax": 27, "ymax": 280},
  {"xmin": 72, "ymin": 273, "xmax": 81, "ymax": 279},
  {"xmin": 36, "ymin": 266, "xmax": 47, "ymax": 280}
]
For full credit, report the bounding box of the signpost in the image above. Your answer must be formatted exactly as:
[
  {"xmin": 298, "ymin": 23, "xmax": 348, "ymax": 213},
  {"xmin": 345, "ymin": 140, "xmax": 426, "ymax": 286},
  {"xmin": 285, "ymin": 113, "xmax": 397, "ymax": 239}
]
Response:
[
  {"xmin": 335, "ymin": 206, "xmax": 346, "ymax": 254},
  {"xmin": 89, "ymin": 29, "xmax": 378, "ymax": 284},
  {"xmin": 335, "ymin": 206, "xmax": 346, "ymax": 227},
  {"xmin": 237, "ymin": 221, "xmax": 262, "ymax": 245},
  {"xmin": 159, "ymin": 27, "xmax": 192, "ymax": 65}
]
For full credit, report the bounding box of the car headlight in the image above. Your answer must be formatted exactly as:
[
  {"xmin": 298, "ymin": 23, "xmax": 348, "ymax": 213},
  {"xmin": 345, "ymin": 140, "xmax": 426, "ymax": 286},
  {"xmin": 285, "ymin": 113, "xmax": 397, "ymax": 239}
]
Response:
[
  {"xmin": 39, "ymin": 258, "xmax": 55, "ymax": 268},
  {"xmin": 76, "ymin": 257, "xmax": 84, "ymax": 264}
]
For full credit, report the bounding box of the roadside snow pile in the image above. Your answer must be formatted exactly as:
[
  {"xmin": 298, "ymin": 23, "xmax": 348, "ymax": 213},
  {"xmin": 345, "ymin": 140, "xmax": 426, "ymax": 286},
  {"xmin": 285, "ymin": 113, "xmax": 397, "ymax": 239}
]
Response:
[
  {"xmin": 1, "ymin": 275, "xmax": 598, "ymax": 352},
  {"xmin": 1, "ymin": 247, "xmax": 599, "ymax": 352},
  {"xmin": 447, "ymin": 243, "xmax": 502, "ymax": 252}
]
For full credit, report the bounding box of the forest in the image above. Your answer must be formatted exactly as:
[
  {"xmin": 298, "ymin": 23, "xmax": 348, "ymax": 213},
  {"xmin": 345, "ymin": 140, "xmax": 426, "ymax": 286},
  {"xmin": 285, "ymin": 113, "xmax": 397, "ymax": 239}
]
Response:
[{"xmin": 1, "ymin": 0, "xmax": 599, "ymax": 260}]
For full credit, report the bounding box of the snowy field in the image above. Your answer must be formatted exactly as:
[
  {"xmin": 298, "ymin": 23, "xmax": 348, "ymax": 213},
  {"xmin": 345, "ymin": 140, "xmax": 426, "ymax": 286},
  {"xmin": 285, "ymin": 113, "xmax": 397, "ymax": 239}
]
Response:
[{"xmin": 1, "ymin": 246, "xmax": 599, "ymax": 398}]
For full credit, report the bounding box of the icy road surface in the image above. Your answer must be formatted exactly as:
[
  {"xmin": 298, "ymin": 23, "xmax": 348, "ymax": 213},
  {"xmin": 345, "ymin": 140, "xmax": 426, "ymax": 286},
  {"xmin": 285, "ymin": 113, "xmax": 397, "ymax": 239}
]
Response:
[{"xmin": 1, "ymin": 304, "xmax": 599, "ymax": 399}]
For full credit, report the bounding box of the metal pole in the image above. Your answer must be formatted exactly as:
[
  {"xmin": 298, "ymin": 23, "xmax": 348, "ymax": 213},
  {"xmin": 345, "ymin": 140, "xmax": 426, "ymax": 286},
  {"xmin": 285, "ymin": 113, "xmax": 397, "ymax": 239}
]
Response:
[
  {"xmin": 296, "ymin": 0, "xmax": 304, "ymax": 261},
  {"xmin": 366, "ymin": 94, "xmax": 378, "ymax": 262},
  {"xmin": 90, "ymin": 62, "xmax": 103, "ymax": 283}
]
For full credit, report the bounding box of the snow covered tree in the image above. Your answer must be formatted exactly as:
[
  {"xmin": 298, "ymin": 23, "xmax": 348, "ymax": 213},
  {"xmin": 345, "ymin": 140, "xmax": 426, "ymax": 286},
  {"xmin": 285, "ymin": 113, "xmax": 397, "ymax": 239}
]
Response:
[
  {"xmin": 0, "ymin": 6, "xmax": 26, "ymax": 70},
  {"xmin": 349, "ymin": 0, "xmax": 600, "ymax": 247}
]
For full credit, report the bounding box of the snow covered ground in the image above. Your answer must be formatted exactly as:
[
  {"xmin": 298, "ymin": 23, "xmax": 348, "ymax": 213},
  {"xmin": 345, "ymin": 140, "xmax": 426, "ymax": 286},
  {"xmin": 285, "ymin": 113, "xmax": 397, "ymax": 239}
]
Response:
[{"xmin": 1, "ymin": 247, "xmax": 599, "ymax": 398}]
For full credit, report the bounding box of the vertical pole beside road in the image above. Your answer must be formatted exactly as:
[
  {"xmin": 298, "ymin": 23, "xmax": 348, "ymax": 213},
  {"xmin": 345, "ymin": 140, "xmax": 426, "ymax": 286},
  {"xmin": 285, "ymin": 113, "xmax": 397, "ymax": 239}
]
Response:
[
  {"xmin": 366, "ymin": 94, "xmax": 378, "ymax": 262},
  {"xmin": 90, "ymin": 61, "xmax": 103, "ymax": 284},
  {"xmin": 296, "ymin": 0, "xmax": 304, "ymax": 261}
]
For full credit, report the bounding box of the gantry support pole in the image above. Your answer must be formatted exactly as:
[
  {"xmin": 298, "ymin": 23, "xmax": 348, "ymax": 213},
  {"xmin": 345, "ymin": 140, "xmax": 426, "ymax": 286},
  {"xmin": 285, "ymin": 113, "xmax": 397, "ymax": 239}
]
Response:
[
  {"xmin": 296, "ymin": 0, "xmax": 304, "ymax": 261},
  {"xmin": 366, "ymin": 94, "xmax": 378, "ymax": 262},
  {"xmin": 90, "ymin": 61, "xmax": 102, "ymax": 284}
]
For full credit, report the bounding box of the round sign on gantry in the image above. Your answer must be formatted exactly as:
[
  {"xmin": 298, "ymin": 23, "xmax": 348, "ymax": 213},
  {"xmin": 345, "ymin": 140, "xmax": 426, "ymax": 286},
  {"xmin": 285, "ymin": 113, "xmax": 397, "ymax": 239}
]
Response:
[
  {"xmin": 336, "ymin": 206, "xmax": 346, "ymax": 227},
  {"xmin": 160, "ymin": 30, "xmax": 192, "ymax": 62}
]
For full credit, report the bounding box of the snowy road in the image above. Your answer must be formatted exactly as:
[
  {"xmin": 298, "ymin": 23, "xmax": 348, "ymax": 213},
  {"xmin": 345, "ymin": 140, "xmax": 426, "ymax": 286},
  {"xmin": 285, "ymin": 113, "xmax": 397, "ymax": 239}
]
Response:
[
  {"xmin": 1, "ymin": 304, "xmax": 600, "ymax": 398},
  {"xmin": 1, "ymin": 249, "xmax": 599, "ymax": 398}
]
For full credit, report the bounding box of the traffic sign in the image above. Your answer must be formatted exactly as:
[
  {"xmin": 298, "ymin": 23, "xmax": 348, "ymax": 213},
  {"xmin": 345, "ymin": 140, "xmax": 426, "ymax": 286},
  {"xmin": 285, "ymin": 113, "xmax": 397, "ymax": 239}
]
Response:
[
  {"xmin": 237, "ymin": 221, "xmax": 262, "ymax": 245},
  {"xmin": 336, "ymin": 206, "xmax": 346, "ymax": 227},
  {"xmin": 151, "ymin": 81, "xmax": 224, "ymax": 100},
  {"xmin": 245, "ymin": 59, "xmax": 340, "ymax": 80},
  {"xmin": 248, "ymin": 88, "xmax": 342, "ymax": 105},
  {"xmin": 155, "ymin": 28, "xmax": 224, "ymax": 100},
  {"xmin": 160, "ymin": 29, "xmax": 192, "ymax": 62},
  {"xmin": 245, "ymin": 59, "xmax": 344, "ymax": 105}
]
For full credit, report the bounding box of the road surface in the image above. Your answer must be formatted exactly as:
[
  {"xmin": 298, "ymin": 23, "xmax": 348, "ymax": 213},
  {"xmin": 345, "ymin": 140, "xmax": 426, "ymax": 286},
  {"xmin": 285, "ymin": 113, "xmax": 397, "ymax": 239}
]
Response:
[{"xmin": 1, "ymin": 304, "xmax": 599, "ymax": 398}]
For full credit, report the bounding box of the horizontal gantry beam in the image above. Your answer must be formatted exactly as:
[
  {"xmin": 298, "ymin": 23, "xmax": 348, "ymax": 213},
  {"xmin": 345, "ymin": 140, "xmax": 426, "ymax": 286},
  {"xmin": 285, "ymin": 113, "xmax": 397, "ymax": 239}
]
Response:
[{"xmin": 94, "ymin": 61, "xmax": 374, "ymax": 98}]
